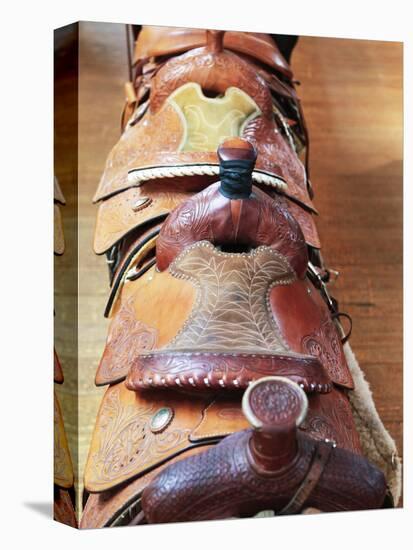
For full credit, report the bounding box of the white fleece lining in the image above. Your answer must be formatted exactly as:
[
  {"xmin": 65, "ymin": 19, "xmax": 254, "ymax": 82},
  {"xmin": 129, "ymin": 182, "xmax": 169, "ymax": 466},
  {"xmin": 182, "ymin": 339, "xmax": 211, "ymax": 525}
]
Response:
[{"xmin": 344, "ymin": 343, "xmax": 402, "ymax": 505}]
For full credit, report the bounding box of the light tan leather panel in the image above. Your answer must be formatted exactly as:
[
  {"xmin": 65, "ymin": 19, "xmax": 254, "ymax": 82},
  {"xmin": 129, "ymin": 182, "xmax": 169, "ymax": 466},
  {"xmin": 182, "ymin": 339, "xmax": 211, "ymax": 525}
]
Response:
[
  {"xmin": 93, "ymin": 103, "xmax": 184, "ymax": 202},
  {"xmin": 54, "ymin": 392, "xmax": 74, "ymax": 488},
  {"xmin": 164, "ymin": 243, "xmax": 295, "ymax": 353},
  {"xmin": 81, "ymin": 446, "xmax": 207, "ymax": 528},
  {"xmin": 84, "ymin": 382, "xmax": 210, "ymax": 492},
  {"xmin": 96, "ymin": 265, "xmax": 196, "ymax": 385},
  {"xmin": 190, "ymin": 397, "xmax": 249, "ymax": 441},
  {"xmin": 54, "ymin": 204, "xmax": 64, "ymax": 255},
  {"xmin": 94, "ymin": 182, "xmax": 195, "ymax": 254}
]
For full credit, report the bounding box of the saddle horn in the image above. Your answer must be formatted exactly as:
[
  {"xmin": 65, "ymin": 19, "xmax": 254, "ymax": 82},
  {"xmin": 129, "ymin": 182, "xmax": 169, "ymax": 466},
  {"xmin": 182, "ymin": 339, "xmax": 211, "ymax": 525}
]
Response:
[
  {"xmin": 217, "ymin": 138, "xmax": 257, "ymax": 199},
  {"xmin": 155, "ymin": 136, "xmax": 308, "ymax": 276},
  {"xmin": 206, "ymin": 30, "xmax": 225, "ymax": 54},
  {"xmin": 141, "ymin": 377, "xmax": 387, "ymax": 522},
  {"xmin": 243, "ymin": 376, "xmax": 308, "ymax": 473}
]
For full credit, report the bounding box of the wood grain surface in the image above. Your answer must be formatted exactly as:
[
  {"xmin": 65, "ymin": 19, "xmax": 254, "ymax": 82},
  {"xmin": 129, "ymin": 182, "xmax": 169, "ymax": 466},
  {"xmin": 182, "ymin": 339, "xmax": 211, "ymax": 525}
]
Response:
[{"xmin": 54, "ymin": 22, "xmax": 403, "ymax": 515}]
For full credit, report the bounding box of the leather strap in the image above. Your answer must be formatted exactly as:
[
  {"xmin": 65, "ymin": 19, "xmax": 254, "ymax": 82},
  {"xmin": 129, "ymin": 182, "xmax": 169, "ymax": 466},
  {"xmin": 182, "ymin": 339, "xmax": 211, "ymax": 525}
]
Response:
[
  {"xmin": 277, "ymin": 442, "xmax": 333, "ymax": 515},
  {"xmin": 104, "ymin": 229, "xmax": 159, "ymax": 318},
  {"xmin": 333, "ymin": 311, "xmax": 353, "ymax": 344}
]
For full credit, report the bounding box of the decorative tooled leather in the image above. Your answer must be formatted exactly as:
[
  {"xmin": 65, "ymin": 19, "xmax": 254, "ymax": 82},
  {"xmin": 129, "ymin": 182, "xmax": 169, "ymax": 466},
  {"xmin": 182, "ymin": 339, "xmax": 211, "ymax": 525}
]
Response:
[
  {"xmin": 80, "ymin": 447, "xmax": 207, "ymax": 528},
  {"xmin": 150, "ymin": 48, "xmax": 273, "ymax": 116},
  {"xmin": 189, "ymin": 389, "xmax": 361, "ymax": 454},
  {"xmin": 167, "ymin": 243, "xmax": 295, "ymax": 351},
  {"xmin": 87, "ymin": 25, "xmax": 386, "ymax": 526},
  {"xmin": 94, "ymin": 188, "xmax": 318, "ymax": 260},
  {"xmin": 94, "ymin": 184, "xmax": 319, "ymax": 261},
  {"xmin": 125, "ymin": 242, "xmax": 333, "ymax": 392},
  {"xmin": 283, "ymin": 197, "xmax": 321, "ymax": 249},
  {"xmin": 156, "ymin": 184, "xmax": 308, "ymax": 277},
  {"xmin": 243, "ymin": 116, "xmax": 312, "ymax": 210},
  {"xmin": 96, "ymin": 297, "xmax": 158, "ymax": 386},
  {"xmin": 84, "ymin": 383, "xmax": 212, "ymax": 492},
  {"xmin": 303, "ymin": 389, "xmax": 362, "ymax": 454},
  {"xmin": 84, "ymin": 383, "xmax": 361, "ymax": 496},
  {"xmin": 93, "ymin": 186, "xmax": 190, "ymax": 254},
  {"xmin": 126, "ymin": 351, "xmax": 331, "ymax": 392},
  {"xmin": 302, "ymin": 316, "xmax": 352, "ymax": 387},
  {"xmin": 93, "ymin": 103, "xmax": 184, "ymax": 202},
  {"xmin": 269, "ymin": 279, "xmax": 354, "ymax": 389},
  {"xmin": 93, "ymin": 49, "xmax": 313, "ymax": 210},
  {"xmin": 142, "ymin": 431, "xmax": 387, "ymax": 522}
]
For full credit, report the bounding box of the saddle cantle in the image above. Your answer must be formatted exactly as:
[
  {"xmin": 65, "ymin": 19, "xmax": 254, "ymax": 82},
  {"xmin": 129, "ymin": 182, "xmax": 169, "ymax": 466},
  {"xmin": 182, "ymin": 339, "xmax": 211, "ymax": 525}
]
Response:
[{"xmin": 81, "ymin": 26, "xmax": 399, "ymax": 528}]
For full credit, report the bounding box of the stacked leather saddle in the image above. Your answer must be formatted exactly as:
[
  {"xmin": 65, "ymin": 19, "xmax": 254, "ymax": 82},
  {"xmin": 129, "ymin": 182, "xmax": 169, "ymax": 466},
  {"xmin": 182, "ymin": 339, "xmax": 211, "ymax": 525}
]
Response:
[
  {"xmin": 54, "ymin": 178, "xmax": 77, "ymax": 527},
  {"xmin": 81, "ymin": 26, "xmax": 398, "ymax": 527}
]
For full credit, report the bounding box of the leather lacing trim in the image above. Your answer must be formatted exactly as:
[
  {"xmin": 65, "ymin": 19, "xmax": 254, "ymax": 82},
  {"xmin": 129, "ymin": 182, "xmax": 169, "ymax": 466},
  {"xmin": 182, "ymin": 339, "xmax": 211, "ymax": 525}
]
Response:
[{"xmin": 127, "ymin": 163, "xmax": 288, "ymax": 191}]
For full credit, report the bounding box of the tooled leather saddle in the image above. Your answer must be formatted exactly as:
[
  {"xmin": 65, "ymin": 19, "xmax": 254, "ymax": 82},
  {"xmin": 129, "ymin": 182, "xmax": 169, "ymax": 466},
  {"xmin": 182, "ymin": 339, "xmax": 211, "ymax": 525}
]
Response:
[
  {"xmin": 54, "ymin": 178, "xmax": 77, "ymax": 528},
  {"xmin": 81, "ymin": 26, "xmax": 397, "ymax": 527}
]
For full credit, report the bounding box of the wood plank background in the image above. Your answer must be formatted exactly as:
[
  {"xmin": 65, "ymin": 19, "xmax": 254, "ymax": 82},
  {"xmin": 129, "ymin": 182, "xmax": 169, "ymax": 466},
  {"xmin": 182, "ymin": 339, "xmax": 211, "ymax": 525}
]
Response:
[{"xmin": 54, "ymin": 22, "xmax": 403, "ymax": 514}]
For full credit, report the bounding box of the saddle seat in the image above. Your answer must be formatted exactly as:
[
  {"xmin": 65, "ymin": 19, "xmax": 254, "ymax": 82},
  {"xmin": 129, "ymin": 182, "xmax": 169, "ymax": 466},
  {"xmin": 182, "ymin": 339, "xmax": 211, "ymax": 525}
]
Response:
[{"xmin": 119, "ymin": 139, "xmax": 353, "ymax": 393}]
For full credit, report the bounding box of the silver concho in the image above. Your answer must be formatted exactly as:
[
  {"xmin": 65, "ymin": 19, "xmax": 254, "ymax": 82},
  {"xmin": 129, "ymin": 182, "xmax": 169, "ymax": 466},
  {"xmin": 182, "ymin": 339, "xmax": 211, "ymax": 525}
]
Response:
[{"xmin": 150, "ymin": 407, "xmax": 174, "ymax": 433}]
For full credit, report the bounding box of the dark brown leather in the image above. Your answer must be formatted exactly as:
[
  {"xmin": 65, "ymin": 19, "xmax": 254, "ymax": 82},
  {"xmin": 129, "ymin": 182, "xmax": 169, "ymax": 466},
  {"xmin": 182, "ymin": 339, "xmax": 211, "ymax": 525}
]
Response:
[
  {"xmin": 156, "ymin": 183, "xmax": 308, "ymax": 277},
  {"xmin": 142, "ymin": 378, "xmax": 386, "ymax": 522},
  {"xmin": 143, "ymin": 430, "xmax": 386, "ymax": 522},
  {"xmin": 126, "ymin": 350, "xmax": 332, "ymax": 392}
]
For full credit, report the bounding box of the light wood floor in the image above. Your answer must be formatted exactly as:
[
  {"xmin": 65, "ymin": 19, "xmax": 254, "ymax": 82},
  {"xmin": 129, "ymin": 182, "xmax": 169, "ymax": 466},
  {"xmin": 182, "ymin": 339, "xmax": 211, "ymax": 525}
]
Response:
[{"xmin": 54, "ymin": 23, "xmax": 403, "ymax": 514}]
